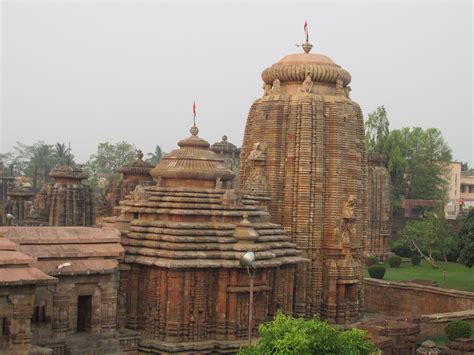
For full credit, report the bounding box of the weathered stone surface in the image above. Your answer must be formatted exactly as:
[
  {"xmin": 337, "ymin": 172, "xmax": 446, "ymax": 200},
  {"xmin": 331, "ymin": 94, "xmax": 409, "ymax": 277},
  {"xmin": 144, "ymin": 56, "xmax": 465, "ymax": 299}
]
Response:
[
  {"xmin": 46, "ymin": 166, "xmax": 95, "ymax": 226},
  {"xmin": 364, "ymin": 278, "xmax": 474, "ymax": 316},
  {"xmin": 105, "ymin": 150, "xmax": 154, "ymax": 216},
  {"xmin": 366, "ymin": 154, "xmax": 391, "ymax": 261},
  {"xmin": 239, "ymin": 42, "xmax": 367, "ymax": 323},
  {"xmin": 106, "ymin": 126, "xmax": 306, "ymax": 353}
]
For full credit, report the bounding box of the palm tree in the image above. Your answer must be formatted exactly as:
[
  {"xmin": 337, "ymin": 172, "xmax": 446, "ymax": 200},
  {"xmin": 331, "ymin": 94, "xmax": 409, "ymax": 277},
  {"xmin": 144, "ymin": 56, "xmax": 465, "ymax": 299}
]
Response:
[{"xmin": 147, "ymin": 145, "xmax": 163, "ymax": 165}]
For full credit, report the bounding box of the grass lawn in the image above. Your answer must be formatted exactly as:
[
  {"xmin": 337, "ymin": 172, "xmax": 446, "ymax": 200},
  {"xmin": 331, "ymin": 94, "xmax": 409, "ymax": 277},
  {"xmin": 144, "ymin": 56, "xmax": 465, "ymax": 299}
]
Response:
[{"xmin": 364, "ymin": 259, "xmax": 474, "ymax": 292}]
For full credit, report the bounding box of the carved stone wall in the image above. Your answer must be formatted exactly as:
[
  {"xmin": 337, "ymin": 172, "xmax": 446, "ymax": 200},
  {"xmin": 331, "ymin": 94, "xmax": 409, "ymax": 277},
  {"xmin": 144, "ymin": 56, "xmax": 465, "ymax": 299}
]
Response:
[
  {"xmin": 364, "ymin": 278, "xmax": 474, "ymax": 316},
  {"xmin": 239, "ymin": 47, "xmax": 367, "ymax": 323},
  {"xmin": 367, "ymin": 154, "xmax": 391, "ymax": 261},
  {"xmin": 47, "ymin": 166, "xmax": 95, "ymax": 226}
]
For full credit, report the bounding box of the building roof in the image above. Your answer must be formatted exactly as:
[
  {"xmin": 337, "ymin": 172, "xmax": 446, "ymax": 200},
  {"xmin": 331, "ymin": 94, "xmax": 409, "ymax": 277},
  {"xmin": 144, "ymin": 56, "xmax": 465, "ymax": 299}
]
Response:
[
  {"xmin": 0, "ymin": 227, "xmax": 124, "ymax": 276},
  {"xmin": 261, "ymin": 42, "xmax": 351, "ymax": 86},
  {"xmin": 117, "ymin": 150, "xmax": 154, "ymax": 177},
  {"xmin": 210, "ymin": 135, "xmax": 240, "ymax": 156},
  {"xmin": 49, "ymin": 165, "xmax": 88, "ymax": 180},
  {"xmin": 150, "ymin": 126, "xmax": 235, "ymax": 183},
  {"xmin": 0, "ymin": 236, "xmax": 55, "ymax": 286}
]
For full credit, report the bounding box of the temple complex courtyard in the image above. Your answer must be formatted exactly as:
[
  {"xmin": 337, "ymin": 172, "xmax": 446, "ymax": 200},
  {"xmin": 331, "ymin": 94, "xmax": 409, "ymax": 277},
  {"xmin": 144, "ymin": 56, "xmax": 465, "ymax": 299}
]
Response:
[
  {"xmin": 0, "ymin": 2, "xmax": 473, "ymax": 354},
  {"xmin": 364, "ymin": 260, "xmax": 474, "ymax": 292}
]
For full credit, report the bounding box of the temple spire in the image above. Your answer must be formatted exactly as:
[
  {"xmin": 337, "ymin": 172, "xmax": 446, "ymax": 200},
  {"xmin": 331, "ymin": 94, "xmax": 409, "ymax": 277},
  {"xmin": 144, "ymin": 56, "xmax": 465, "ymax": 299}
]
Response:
[
  {"xmin": 302, "ymin": 20, "xmax": 313, "ymax": 53},
  {"xmin": 190, "ymin": 102, "xmax": 199, "ymax": 136}
]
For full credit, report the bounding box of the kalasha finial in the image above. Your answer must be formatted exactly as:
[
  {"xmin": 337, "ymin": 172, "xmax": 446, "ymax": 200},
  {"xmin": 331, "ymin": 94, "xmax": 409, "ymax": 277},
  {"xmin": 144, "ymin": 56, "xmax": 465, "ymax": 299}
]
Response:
[
  {"xmin": 137, "ymin": 150, "xmax": 144, "ymax": 160},
  {"xmin": 222, "ymin": 135, "xmax": 228, "ymax": 142}
]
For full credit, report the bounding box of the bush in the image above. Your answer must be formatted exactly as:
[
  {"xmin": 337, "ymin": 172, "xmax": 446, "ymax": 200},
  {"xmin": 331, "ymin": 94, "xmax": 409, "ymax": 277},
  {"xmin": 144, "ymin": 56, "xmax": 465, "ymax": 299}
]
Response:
[
  {"xmin": 368, "ymin": 265, "xmax": 386, "ymax": 279},
  {"xmin": 411, "ymin": 255, "xmax": 421, "ymax": 266},
  {"xmin": 366, "ymin": 256, "xmax": 379, "ymax": 267},
  {"xmin": 391, "ymin": 239, "xmax": 414, "ymax": 257},
  {"xmin": 239, "ymin": 311, "xmax": 375, "ymax": 355},
  {"xmin": 431, "ymin": 250, "xmax": 443, "ymax": 261},
  {"xmin": 445, "ymin": 320, "xmax": 472, "ymax": 341},
  {"xmin": 388, "ymin": 255, "xmax": 402, "ymax": 268}
]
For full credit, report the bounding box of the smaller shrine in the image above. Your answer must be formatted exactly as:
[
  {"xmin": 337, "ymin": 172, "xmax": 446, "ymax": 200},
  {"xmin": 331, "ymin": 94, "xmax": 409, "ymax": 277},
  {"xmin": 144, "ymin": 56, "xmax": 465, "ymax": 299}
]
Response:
[
  {"xmin": 106, "ymin": 124, "xmax": 306, "ymax": 353},
  {"xmin": 47, "ymin": 165, "xmax": 95, "ymax": 226},
  {"xmin": 106, "ymin": 150, "xmax": 154, "ymax": 214},
  {"xmin": 1, "ymin": 178, "xmax": 34, "ymax": 226},
  {"xmin": 0, "ymin": 162, "xmax": 14, "ymax": 205},
  {"xmin": 210, "ymin": 135, "xmax": 241, "ymax": 183}
]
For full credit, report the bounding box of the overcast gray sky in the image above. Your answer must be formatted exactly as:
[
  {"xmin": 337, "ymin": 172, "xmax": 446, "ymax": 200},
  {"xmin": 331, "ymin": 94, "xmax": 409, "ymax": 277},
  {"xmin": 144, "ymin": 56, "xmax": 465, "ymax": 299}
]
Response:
[{"xmin": 1, "ymin": 1, "xmax": 473, "ymax": 165}]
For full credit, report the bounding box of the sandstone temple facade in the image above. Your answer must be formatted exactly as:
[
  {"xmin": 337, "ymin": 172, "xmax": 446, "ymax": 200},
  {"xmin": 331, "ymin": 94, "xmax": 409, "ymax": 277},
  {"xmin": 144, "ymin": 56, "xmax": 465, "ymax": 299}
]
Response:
[
  {"xmin": 366, "ymin": 154, "xmax": 391, "ymax": 261},
  {"xmin": 105, "ymin": 150, "xmax": 154, "ymax": 214},
  {"xmin": 239, "ymin": 41, "xmax": 368, "ymax": 323},
  {"xmin": 105, "ymin": 125, "xmax": 305, "ymax": 353}
]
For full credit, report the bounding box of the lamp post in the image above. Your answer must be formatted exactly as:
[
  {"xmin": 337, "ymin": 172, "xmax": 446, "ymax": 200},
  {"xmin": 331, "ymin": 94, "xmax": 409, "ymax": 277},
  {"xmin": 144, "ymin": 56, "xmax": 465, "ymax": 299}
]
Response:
[{"xmin": 240, "ymin": 251, "xmax": 256, "ymax": 345}]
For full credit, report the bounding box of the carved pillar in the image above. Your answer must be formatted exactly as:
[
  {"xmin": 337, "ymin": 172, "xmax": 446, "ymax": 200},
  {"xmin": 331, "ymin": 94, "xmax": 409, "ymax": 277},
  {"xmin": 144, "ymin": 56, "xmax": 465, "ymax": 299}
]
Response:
[
  {"xmin": 8, "ymin": 293, "xmax": 34, "ymax": 349},
  {"xmin": 52, "ymin": 291, "xmax": 70, "ymax": 335}
]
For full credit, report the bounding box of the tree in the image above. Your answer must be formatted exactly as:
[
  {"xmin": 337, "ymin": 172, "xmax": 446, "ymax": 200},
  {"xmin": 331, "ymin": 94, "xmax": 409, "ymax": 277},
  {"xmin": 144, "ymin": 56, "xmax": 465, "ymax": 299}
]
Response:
[
  {"xmin": 53, "ymin": 142, "xmax": 74, "ymax": 166},
  {"xmin": 365, "ymin": 105, "xmax": 389, "ymax": 155},
  {"xmin": 239, "ymin": 312, "xmax": 375, "ymax": 355},
  {"xmin": 84, "ymin": 141, "xmax": 138, "ymax": 188},
  {"xmin": 146, "ymin": 145, "xmax": 163, "ymax": 166},
  {"xmin": 401, "ymin": 210, "xmax": 455, "ymax": 268},
  {"xmin": 458, "ymin": 209, "xmax": 474, "ymax": 268}
]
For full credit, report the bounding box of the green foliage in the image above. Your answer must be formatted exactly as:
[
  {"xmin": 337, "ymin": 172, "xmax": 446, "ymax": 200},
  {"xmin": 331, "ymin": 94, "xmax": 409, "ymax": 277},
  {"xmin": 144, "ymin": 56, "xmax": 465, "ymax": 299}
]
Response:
[
  {"xmin": 146, "ymin": 145, "xmax": 163, "ymax": 166},
  {"xmin": 385, "ymin": 127, "xmax": 452, "ymax": 202},
  {"xmin": 368, "ymin": 265, "xmax": 386, "ymax": 279},
  {"xmin": 0, "ymin": 141, "xmax": 75, "ymax": 181},
  {"xmin": 239, "ymin": 312, "xmax": 375, "ymax": 355},
  {"xmin": 365, "ymin": 106, "xmax": 452, "ymax": 204},
  {"xmin": 401, "ymin": 210, "xmax": 455, "ymax": 268},
  {"xmin": 365, "ymin": 105, "xmax": 389, "ymax": 155},
  {"xmin": 411, "ymin": 255, "xmax": 421, "ymax": 266},
  {"xmin": 366, "ymin": 256, "xmax": 379, "ymax": 267},
  {"xmin": 458, "ymin": 209, "xmax": 474, "ymax": 268},
  {"xmin": 84, "ymin": 142, "xmax": 138, "ymax": 189},
  {"xmin": 445, "ymin": 320, "xmax": 472, "ymax": 341},
  {"xmin": 391, "ymin": 239, "xmax": 414, "ymax": 257},
  {"xmin": 431, "ymin": 250, "xmax": 443, "ymax": 262},
  {"xmin": 388, "ymin": 255, "xmax": 402, "ymax": 268}
]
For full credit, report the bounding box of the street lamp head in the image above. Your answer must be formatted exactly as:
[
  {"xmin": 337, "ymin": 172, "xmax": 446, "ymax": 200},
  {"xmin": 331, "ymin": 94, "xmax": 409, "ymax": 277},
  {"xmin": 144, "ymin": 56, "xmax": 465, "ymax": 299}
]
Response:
[{"xmin": 240, "ymin": 251, "xmax": 256, "ymax": 269}]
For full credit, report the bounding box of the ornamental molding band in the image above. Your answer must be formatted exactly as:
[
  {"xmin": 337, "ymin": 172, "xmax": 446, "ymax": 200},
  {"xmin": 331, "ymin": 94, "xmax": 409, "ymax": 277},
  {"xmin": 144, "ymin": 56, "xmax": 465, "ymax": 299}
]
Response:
[{"xmin": 239, "ymin": 40, "xmax": 368, "ymax": 324}]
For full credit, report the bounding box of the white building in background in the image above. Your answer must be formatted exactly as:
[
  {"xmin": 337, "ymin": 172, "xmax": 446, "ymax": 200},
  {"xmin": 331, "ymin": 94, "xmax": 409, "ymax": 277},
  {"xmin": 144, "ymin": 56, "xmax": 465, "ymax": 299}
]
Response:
[{"xmin": 445, "ymin": 162, "xmax": 474, "ymax": 219}]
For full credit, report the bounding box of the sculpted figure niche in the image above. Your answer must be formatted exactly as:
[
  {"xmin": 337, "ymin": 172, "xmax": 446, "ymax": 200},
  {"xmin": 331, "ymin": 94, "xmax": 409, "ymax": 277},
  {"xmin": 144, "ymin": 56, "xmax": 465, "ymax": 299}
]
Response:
[{"xmin": 300, "ymin": 74, "xmax": 313, "ymax": 94}]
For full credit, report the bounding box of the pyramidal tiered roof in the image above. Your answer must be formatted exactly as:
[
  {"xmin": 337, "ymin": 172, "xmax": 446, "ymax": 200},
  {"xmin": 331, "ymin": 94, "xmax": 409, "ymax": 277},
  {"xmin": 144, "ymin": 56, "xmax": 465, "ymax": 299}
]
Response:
[
  {"xmin": 117, "ymin": 150, "xmax": 154, "ymax": 178},
  {"xmin": 116, "ymin": 126, "xmax": 305, "ymax": 269}
]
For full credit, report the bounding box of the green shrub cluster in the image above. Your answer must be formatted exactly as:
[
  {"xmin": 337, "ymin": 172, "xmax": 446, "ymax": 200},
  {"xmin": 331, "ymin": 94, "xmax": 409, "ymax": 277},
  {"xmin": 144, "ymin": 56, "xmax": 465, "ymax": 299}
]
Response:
[
  {"xmin": 366, "ymin": 256, "xmax": 379, "ymax": 267},
  {"xmin": 431, "ymin": 250, "xmax": 443, "ymax": 261},
  {"xmin": 239, "ymin": 312, "xmax": 375, "ymax": 355},
  {"xmin": 391, "ymin": 239, "xmax": 413, "ymax": 257},
  {"xmin": 411, "ymin": 255, "xmax": 421, "ymax": 266},
  {"xmin": 388, "ymin": 255, "xmax": 402, "ymax": 268},
  {"xmin": 445, "ymin": 320, "xmax": 472, "ymax": 341},
  {"xmin": 368, "ymin": 265, "xmax": 386, "ymax": 279}
]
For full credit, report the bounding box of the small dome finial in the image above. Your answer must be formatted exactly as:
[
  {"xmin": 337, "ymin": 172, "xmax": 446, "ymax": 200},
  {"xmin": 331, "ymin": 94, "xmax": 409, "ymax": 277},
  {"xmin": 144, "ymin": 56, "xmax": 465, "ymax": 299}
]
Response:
[
  {"xmin": 137, "ymin": 150, "xmax": 144, "ymax": 160},
  {"xmin": 190, "ymin": 125, "xmax": 199, "ymax": 136},
  {"xmin": 222, "ymin": 135, "xmax": 228, "ymax": 142}
]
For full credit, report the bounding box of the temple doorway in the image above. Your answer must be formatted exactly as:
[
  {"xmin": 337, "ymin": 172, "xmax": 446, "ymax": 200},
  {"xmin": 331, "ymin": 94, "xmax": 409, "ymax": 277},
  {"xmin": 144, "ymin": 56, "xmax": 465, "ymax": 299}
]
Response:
[{"xmin": 77, "ymin": 295, "xmax": 92, "ymax": 332}]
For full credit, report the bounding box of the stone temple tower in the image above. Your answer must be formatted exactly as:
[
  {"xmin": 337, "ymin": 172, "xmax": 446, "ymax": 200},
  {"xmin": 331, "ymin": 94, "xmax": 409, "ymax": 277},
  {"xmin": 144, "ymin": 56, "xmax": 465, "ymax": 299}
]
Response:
[
  {"xmin": 239, "ymin": 40, "xmax": 367, "ymax": 323},
  {"xmin": 47, "ymin": 165, "xmax": 95, "ymax": 226}
]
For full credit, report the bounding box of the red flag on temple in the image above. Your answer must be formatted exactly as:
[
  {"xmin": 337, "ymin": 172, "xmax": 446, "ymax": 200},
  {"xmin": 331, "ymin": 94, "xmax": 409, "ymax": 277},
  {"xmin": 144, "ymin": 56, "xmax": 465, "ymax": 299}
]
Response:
[{"xmin": 304, "ymin": 20, "xmax": 309, "ymax": 42}]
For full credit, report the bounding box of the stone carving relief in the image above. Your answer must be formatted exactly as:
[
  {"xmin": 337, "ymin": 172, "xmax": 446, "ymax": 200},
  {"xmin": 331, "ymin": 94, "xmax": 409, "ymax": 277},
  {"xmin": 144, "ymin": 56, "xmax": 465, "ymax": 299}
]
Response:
[
  {"xmin": 271, "ymin": 78, "xmax": 281, "ymax": 95},
  {"xmin": 247, "ymin": 142, "xmax": 266, "ymax": 162},
  {"xmin": 300, "ymin": 74, "xmax": 313, "ymax": 94},
  {"xmin": 335, "ymin": 195, "xmax": 357, "ymax": 260},
  {"xmin": 132, "ymin": 185, "xmax": 149, "ymax": 202},
  {"xmin": 335, "ymin": 78, "xmax": 344, "ymax": 95},
  {"xmin": 262, "ymin": 83, "xmax": 272, "ymax": 97}
]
